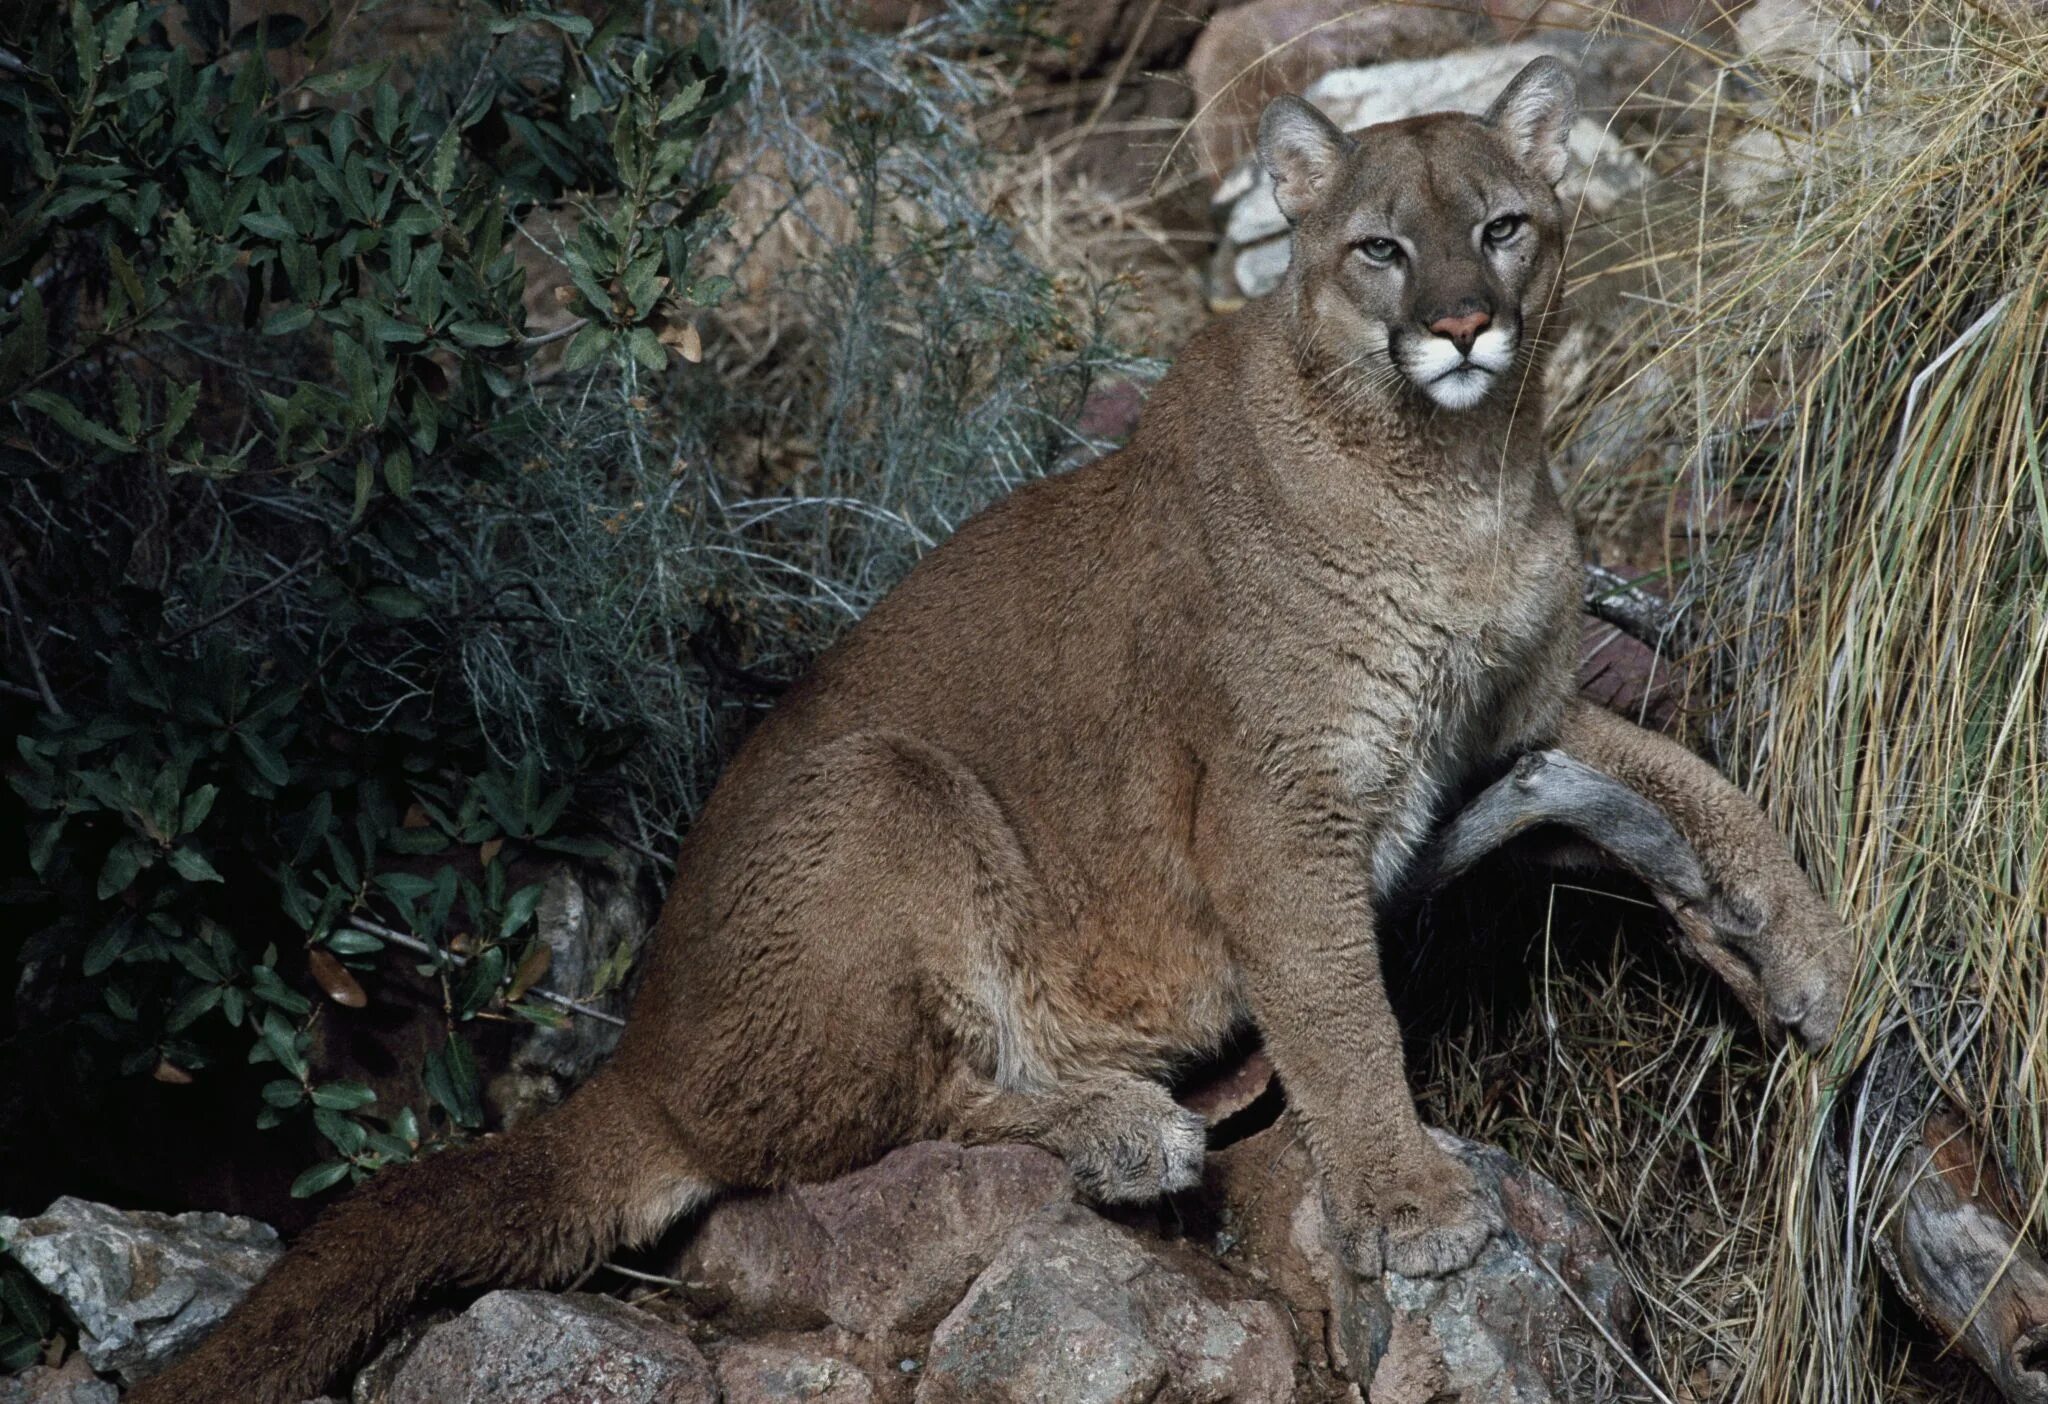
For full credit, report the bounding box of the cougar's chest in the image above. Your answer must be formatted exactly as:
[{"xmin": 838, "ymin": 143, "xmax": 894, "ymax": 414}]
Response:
[{"xmin": 1335, "ymin": 534, "xmax": 1572, "ymax": 896}]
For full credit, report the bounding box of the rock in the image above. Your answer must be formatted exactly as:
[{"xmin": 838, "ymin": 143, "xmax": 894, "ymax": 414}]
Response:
[
  {"xmin": 716, "ymin": 1341, "xmax": 878, "ymax": 1404},
  {"xmin": 0, "ymin": 1355, "xmax": 118, "ymax": 1404},
  {"xmin": 674, "ymin": 1142, "xmax": 1072, "ymax": 1350},
  {"xmin": 487, "ymin": 861, "xmax": 643, "ymax": 1126},
  {"xmin": 1714, "ymin": 123, "xmax": 1813, "ymax": 209},
  {"xmin": 1210, "ymin": 44, "xmax": 1654, "ymax": 301},
  {"xmin": 915, "ymin": 1202, "xmax": 1297, "ymax": 1404},
  {"xmin": 1185, "ymin": 0, "xmax": 1493, "ymax": 177},
  {"xmin": 384, "ymin": 1291, "xmax": 714, "ymax": 1404},
  {"xmin": 1734, "ymin": 0, "xmax": 1867, "ymax": 87},
  {"xmin": 1208, "ymin": 1120, "xmax": 1636, "ymax": 1401},
  {"xmin": 0, "ymin": 1197, "xmax": 281, "ymax": 1384}
]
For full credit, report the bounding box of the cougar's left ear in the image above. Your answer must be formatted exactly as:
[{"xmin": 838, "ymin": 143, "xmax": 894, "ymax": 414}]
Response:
[
  {"xmin": 1486, "ymin": 57, "xmax": 1577, "ymax": 185},
  {"xmin": 1258, "ymin": 96, "xmax": 1349, "ymax": 223}
]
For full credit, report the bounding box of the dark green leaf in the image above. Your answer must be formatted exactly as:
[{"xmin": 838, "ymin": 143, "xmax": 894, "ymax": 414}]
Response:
[
  {"xmin": 97, "ymin": 836, "xmax": 151, "ymax": 900},
  {"xmin": 167, "ymin": 846, "xmax": 224, "ymax": 882},
  {"xmin": 309, "ymin": 1080, "xmax": 377, "ymax": 1111},
  {"xmin": 237, "ymin": 731, "xmax": 290, "ymax": 786},
  {"xmin": 304, "ymin": 61, "xmax": 389, "ymax": 97},
  {"xmin": 239, "ymin": 211, "xmax": 296, "ymax": 240},
  {"xmin": 262, "ymin": 305, "xmax": 314, "ymax": 335},
  {"xmin": 423, "ymin": 1031, "xmax": 482, "ymax": 1127},
  {"xmin": 289, "ymin": 1160, "xmax": 352, "ymax": 1198},
  {"xmin": 449, "ymin": 320, "xmax": 512, "ymax": 348}
]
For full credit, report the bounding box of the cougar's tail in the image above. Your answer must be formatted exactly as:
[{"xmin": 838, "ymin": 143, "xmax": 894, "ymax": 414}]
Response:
[{"xmin": 128, "ymin": 1069, "xmax": 711, "ymax": 1404}]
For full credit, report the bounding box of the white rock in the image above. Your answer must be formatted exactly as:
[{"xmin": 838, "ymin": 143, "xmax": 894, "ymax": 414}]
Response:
[
  {"xmin": 1715, "ymin": 124, "xmax": 1810, "ymax": 208},
  {"xmin": 0, "ymin": 1198, "xmax": 281, "ymax": 1384},
  {"xmin": 1735, "ymin": 0, "xmax": 1869, "ymax": 87}
]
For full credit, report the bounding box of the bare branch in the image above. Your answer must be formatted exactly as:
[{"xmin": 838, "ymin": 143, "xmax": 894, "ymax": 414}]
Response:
[
  {"xmin": 343, "ymin": 917, "xmax": 626, "ymax": 1029},
  {"xmin": 1874, "ymin": 1107, "xmax": 2048, "ymax": 1403},
  {"xmin": 1581, "ymin": 563, "xmax": 1679, "ymax": 650},
  {"xmin": 0, "ymin": 551, "xmax": 65, "ymax": 716},
  {"xmin": 1413, "ymin": 748, "xmax": 1708, "ymax": 908}
]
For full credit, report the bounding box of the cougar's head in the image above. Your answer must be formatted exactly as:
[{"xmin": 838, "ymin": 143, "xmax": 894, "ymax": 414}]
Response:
[{"xmin": 1257, "ymin": 58, "xmax": 1577, "ymax": 413}]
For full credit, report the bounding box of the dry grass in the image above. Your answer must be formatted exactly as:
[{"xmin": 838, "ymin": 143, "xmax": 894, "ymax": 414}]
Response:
[{"xmin": 1408, "ymin": 0, "xmax": 2048, "ymax": 1399}]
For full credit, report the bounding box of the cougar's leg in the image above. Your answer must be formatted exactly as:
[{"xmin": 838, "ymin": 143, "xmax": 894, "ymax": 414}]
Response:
[
  {"xmin": 644, "ymin": 728, "xmax": 1070, "ymax": 1185},
  {"xmin": 1550, "ymin": 698, "xmax": 1853, "ymax": 1047}
]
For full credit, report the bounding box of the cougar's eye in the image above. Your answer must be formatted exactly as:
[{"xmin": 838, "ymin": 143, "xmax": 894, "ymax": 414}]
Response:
[
  {"xmin": 1483, "ymin": 214, "xmax": 1525, "ymax": 245},
  {"xmin": 1356, "ymin": 237, "xmax": 1402, "ymax": 266}
]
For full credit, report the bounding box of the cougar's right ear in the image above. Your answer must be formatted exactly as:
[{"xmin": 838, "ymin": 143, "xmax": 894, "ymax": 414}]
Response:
[
  {"xmin": 1486, "ymin": 57, "xmax": 1577, "ymax": 185},
  {"xmin": 1258, "ymin": 96, "xmax": 1349, "ymax": 223}
]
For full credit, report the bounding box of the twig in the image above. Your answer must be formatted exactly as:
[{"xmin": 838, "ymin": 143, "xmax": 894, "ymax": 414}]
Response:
[
  {"xmin": 597, "ymin": 1261, "xmax": 688, "ymax": 1289},
  {"xmin": 0, "ymin": 551, "xmax": 65, "ymax": 716},
  {"xmin": 344, "ymin": 916, "xmax": 626, "ymax": 1028},
  {"xmin": 1532, "ymin": 1254, "xmax": 1680, "ymax": 1404},
  {"xmin": 158, "ymin": 548, "xmax": 324, "ymax": 648},
  {"xmin": 521, "ymin": 316, "xmax": 590, "ymax": 349},
  {"xmin": 1582, "ymin": 562, "xmax": 1679, "ymax": 651}
]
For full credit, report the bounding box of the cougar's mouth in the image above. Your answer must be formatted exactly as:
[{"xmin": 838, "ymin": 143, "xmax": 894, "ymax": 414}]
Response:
[{"xmin": 1398, "ymin": 326, "xmax": 1517, "ymax": 411}]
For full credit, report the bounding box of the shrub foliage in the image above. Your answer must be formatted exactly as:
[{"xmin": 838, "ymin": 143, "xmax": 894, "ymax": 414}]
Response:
[{"xmin": 0, "ymin": 0, "xmax": 735, "ymax": 1221}]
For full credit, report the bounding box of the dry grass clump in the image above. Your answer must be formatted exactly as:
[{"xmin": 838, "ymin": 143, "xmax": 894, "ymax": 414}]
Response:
[
  {"xmin": 1672, "ymin": 5, "xmax": 2048, "ymax": 1394},
  {"xmin": 1436, "ymin": 0, "xmax": 2047, "ymax": 1399}
]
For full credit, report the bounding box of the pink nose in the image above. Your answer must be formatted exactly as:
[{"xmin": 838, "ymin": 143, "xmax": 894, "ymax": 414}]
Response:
[{"xmin": 1429, "ymin": 310, "xmax": 1491, "ymax": 354}]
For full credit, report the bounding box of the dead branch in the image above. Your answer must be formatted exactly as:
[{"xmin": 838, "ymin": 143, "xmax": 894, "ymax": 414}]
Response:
[
  {"xmin": 1582, "ymin": 562, "xmax": 1679, "ymax": 650},
  {"xmin": 1418, "ymin": 749, "xmax": 2048, "ymax": 1403}
]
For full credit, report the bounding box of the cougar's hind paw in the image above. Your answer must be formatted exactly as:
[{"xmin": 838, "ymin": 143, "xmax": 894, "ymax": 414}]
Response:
[{"xmin": 1061, "ymin": 1085, "xmax": 1208, "ymax": 1203}]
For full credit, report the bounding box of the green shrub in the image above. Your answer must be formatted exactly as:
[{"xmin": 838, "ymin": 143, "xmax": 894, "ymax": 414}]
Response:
[
  {"xmin": 0, "ymin": 0, "xmax": 1129, "ymax": 1265},
  {"xmin": 1, "ymin": 0, "xmax": 735, "ymax": 1199}
]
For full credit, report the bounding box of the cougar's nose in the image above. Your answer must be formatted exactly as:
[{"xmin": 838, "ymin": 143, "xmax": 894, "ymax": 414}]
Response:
[{"xmin": 1429, "ymin": 309, "xmax": 1491, "ymax": 355}]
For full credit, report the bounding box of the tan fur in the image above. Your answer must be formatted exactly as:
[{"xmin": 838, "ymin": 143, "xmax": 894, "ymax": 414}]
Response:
[{"xmin": 131, "ymin": 61, "xmax": 1850, "ymax": 1404}]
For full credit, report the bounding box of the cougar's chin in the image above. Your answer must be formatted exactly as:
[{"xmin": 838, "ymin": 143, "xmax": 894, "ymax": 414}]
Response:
[
  {"xmin": 1400, "ymin": 326, "xmax": 1517, "ymax": 411},
  {"xmin": 1420, "ymin": 365, "xmax": 1496, "ymax": 410}
]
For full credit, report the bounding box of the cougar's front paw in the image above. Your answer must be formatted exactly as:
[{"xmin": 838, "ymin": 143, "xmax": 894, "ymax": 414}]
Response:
[
  {"xmin": 1060, "ymin": 1081, "xmax": 1208, "ymax": 1203},
  {"xmin": 1691, "ymin": 875, "xmax": 1852, "ymax": 1050},
  {"xmin": 1328, "ymin": 1153, "xmax": 1503, "ymax": 1280}
]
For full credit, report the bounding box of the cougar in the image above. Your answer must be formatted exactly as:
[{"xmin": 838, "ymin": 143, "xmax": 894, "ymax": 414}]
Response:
[{"xmin": 133, "ymin": 59, "xmax": 1851, "ymax": 1403}]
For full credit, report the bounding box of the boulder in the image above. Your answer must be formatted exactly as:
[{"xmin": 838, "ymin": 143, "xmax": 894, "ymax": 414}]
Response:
[
  {"xmin": 1208, "ymin": 1119, "xmax": 1638, "ymax": 1401},
  {"xmin": 0, "ymin": 1198, "xmax": 281, "ymax": 1384},
  {"xmin": 1186, "ymin": 0, "xmax": 1494, "ymax": 177},
  {"xmin": 0, "ymin": 1355, "xmax": 118, "ymax": 1404},
  {"xmin": 674, "ymin": 1142, "xmax": 1072, "ymax": 1350},
  {"xmin": 383, "ymin": 1291, "xmax": 714, "ymax": 1404},
  {"xmin": 915, "ymin": 1202, "xmax": 1297, "ymax": 1404},
  {"xmin": 716, "ymin": 1341, "xmax": 879, "ymax": 1404},
  {"xmin": 487, "ymin": 861, "xmax": 643, "ymax": 1126}
]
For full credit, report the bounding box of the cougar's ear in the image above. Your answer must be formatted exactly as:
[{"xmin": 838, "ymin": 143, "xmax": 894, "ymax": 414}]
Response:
[
  {"xmin": 1258, "ymin": 96, "xmax": 1349, "ymax": 223},
  {"xmin": 1486, "ymin": 57, "xmax": 1577, "ymax": 185}
]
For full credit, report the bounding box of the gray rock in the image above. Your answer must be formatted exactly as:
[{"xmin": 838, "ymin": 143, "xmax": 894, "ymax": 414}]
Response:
[
  {"xmin": 1206, "ymin": 1116, "xmax": 1637, "ymax": 1400},
  {"xmin": 385, "ymin": 1291, "xmax": 714, "ymax": 1404},
  {"xmin": 716, "ymin": 1341, "xmax": 877, "ymax": 1403},
  {"xmin": 915, "ymin": 1202, "xmax": 1297, "ymax": 1404},
  {"xmin": 1333, "ymin": 1132, "xmax": 1635, "ymax": 1402},
  {"xmin": 675, "ymin": 1141, "xmax": 1072, "ymax": 1349},
  {"xmin": 488, "ymin": 862, "xmax": 645, "ymax": 1126},
  {"xmin": 0, "ymin": 1197, "xmax": 281, "ymax": 1383},
  {"xmin": 0, "ymin": 1356, "xmax": 118, "ymax": 1404}
]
